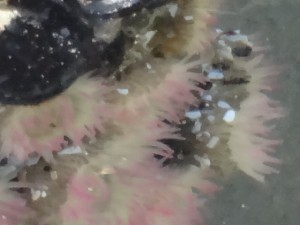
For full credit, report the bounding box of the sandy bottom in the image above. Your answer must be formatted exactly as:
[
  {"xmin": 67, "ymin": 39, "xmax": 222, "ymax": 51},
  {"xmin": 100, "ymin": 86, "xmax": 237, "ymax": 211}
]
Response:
[{"xmin": 207, "ymin": 0, "xmax": 300, "ymax": 224}]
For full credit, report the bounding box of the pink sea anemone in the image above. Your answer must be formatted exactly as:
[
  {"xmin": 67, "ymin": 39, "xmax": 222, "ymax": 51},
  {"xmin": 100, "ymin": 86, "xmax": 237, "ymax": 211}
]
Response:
[
  {"xmin": 59, "ymin": 58, "xmax": 217, "ymax": 225},
  {"xmin": 0, "ymin": 2, "xmax": 287, "ymax": 225},
  {"xmin": 228, "ymin": 55, "xmax": 285, "ymax": 182},
  {"xmin": 101, "ymin": 58, "xmax": 208, "ymax": 165},
  {"xmin": 0, "ymin": 76, "xmax": 111, "ymax": 161},
  {"xmin": 61, "ymin": 159, "xmax": 217, "ymax": 225},
  {"xmin": 114, "ymin": 58, "xmax": 207, "ymax": 125}
]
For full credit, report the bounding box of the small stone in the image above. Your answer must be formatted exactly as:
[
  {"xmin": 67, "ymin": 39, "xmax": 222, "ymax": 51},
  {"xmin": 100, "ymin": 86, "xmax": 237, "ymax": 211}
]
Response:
[
  {"xmin": 208, "ymin": 69, "xmax": 224, "ymax": 80},
  {"xmin": 146, "ymin": 63, "xmax": 152, "ymax": 70},
  {"xmin": 31, "ymin": 189, "xmax": 41, "ymax": 201},
  {"xmin": 100, "ymin": 167, "xmax": 115, "ymax": 175},
  {"xmin": 183, "ymin": 15, "xmax": 194, "ymax": 21},
  {"xmin": 194, "ymin": 154, "xmax": 211, "ymax": 168},
  {"xmin": 225, "ymin": 34, "xmax": 249, "ymax": 44},
  {"xmin": 167, "ymin": 3, "xmax": 178, "ymax": 18},
  {"xmin": 117, "ymin": 88, "xmax": 129, "ymax": 95},
  {"xmin": 192, "ymin": 119, "xmax": 202, "ymax": 134},
  {"xmin": 41, "ymin": 191, "xmax": 47, "ymax": 198},
  {"xmin": 216, "ymin": 28, "xmax": 223, "ymax": 33},
  {"xmin": 223, "ymin": 110, "xmax": 236, "ymax": 123},
  {"xmin": 69, "ymin": 48, "xmax": 77, "ymax": 53},
  {"xmin": 58, "ymin": 146, "xmax": 83, "ymax": 155},
  {"xmin": 60, "ymin": 27, "xmax": 70, "ymax": 37},
  {"xmin": 202, "ymin": 95, "xmax": 212, "ymax": 101},
  {"xmin": 206, "ymin": 136, "xmax": 219, "ymax": 149},
  {"xmin": 185, "ymin": 110, "xmax": 201, "ymax": 120},
  {"xmin": 217, "ymin": 100, "xmax": 231, "ymax": 109}
]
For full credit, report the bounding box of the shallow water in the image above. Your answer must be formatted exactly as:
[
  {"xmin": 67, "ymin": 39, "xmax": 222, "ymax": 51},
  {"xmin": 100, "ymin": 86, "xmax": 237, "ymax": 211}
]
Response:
[{"xmin": 207, "ymin": 1, "xmax": 300, "ymax": 224}]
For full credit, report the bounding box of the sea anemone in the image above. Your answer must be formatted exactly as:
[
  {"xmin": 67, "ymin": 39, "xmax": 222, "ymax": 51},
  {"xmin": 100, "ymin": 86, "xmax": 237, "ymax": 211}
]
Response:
[
  {"xmin": 149, "ymin": 0, "xmax": 218, "ymax": 56},
  {"xmin": 228, "ymin": 54, "xmax": 284, "ymax": 182},
  {"xmin": 61, "ymin": 159, "xmax": 217, "ymax": 225},
  {"xmin": 18, "ymin": 55, "xmax": 213, "ymax": 225},
  {"xmin": 0, "ymin": 76, "xmax": 111, "ymax": 161},
  {"xmin": 114, "ymin": 58, "xmax": 207, "ymax": 124},
  {"xmin": 0, "ymin": 1, "xmax": 285, "ymax": 225}
]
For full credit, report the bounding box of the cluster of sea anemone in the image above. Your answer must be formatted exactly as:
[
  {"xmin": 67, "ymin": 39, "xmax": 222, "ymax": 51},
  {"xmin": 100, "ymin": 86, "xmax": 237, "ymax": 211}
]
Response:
[{"xmin": 0, "ymin": 1, "xmax": 283, "ymax": 225}]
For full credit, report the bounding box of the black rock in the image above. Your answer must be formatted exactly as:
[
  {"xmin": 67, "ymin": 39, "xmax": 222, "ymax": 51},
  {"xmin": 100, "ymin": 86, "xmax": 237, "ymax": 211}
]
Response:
[
  {"xmin": 1, "ymin": 0, "xmax": 126, "ymax": 105},
  {"xmin": 8, "ymin": 0, "xmax": 171, "ymax": 20}
]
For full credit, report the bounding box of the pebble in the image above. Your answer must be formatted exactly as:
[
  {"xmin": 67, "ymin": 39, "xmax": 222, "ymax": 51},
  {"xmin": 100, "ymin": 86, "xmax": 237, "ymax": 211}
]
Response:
[
  {"xmin": 183, "ymin": 15, "xmax": 194, "ymax": 21},
  {"xmin": 207, "ymin": 69, "xmax": 224, "ymax": 80},
  {"xmin": 185, "ymin": 110, "xmax": 201, "ymax": 120},
  {"xmin": 58, "ymin": 146, "xmax": 83, "ymax": 155},
  {"xmin": 202, "ymin": 94, "xmax": 212, "ymax": 101},
  {"xmin": 194, "ymin": 154, "xmax": 211, "ymax": 168},
  {"xmin": 224, "ymin": 34, "xmax": 249, "ymax": 44},
  {"xmin": 206, "ymin": 136, "xmax": 219, "ymax": 149},
  {"xmin": 145, "ymin": 63, "xmax": 152, "ymax": 70},
  {"xmin": 117, "ymin": 88, "xmax": 129, "ymax": 95},
  {"xmin": 192, "ymin": 119, "xmax": 202, "ymax": 134},
  {"xmin": 223, "ymin": 109, "xmax": 236, "ymax": 123},
  {"xmin": 31, "ymin": 189, "xmax": 41, "ymax": 201},
  {"xmin": 41, "ymin": 191, "xmax": 47, "ymax": 198},
  {"xmin": 167, "ymin": 3, "xmax": 178, "ymax": 18},
  {"xmin": 215, "ymin": 28, "xmax": 223, "ymax": 33},
  {"xmin": 217, "ymin": 100, "xmax": 231, "ymax": 109}
]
